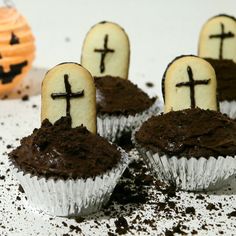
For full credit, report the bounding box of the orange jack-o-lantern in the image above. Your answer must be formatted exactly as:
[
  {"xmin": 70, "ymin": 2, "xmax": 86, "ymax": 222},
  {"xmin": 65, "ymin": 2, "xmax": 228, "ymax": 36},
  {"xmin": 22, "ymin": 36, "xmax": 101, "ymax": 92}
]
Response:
[{"xmin": 0, "ymin": 7, "xmax": 35, "ymax": 94}]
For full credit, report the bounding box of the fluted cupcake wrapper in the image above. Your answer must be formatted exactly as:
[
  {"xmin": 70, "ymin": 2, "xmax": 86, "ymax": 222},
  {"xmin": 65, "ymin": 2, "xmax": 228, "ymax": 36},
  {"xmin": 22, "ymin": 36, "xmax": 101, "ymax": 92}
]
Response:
[
  {"xmin": 11, "ymin": 148, "xmax": 130, "ymax": 217},
  {"xmin": 97, "ymin": 98, "xmax": 162, "ymax": 142},
  {"xmin": 134, "ymin": 142, "xmax": 236, "ymax": 191},
  {"xmin": 220, "ymin": 101, "xmax": 236, "ymax": 119}
]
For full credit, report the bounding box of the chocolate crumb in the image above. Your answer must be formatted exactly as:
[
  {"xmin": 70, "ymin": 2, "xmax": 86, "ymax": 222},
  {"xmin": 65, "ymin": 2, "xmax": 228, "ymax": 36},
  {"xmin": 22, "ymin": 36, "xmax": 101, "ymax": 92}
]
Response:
[
  {"xmin": 69, "ymin": 225, "xmax": 82, "ymax": 233},
  {"xmin": 62, "ymin": 221, "xmax": 68, "ymax": 227},
  {"xmin": 185, "ymin": 207, "xmax": 196, "ymax": 215},
  {"xmin": 18, "ymin": 185, "xmax": 25, "ymax": 194},
  {"xmin": 201, "ymin": 224, "xmax": 208, "ymax": 230},
  {"xmin": 191, "ymin": 229, "xmax": 198, "ymax": 234},
  {"xmin": 21, "ymin": 95, "xmax": 29, "ymax": 101},
  {"xmin": 2, "ymin": 95, "xmax": 8, "ymax": 100},
  {"xmin": 145, "ymin": 82, "xmax": 154, "ymax": 88},
  {"xmin": 206, "ymin": 203, "xmax": 218, "ymax": 211},
  {"xmin": 227, "ymin": 211, "xmax": 236, "ymax": 217},
  {"xmin": 196, "ymin": 194, "xmax": 205, "ymax": 200},
  {"xmin": 114, "ymin": 216, "xmax": 129, "ymax": 235},
  {"xmin": 116, "ymin": 132, "xmax": 134, "ymax": 151},
  {"xmin": 16, "ymin": 196, "xmax": 21, "ymax": 201},
  {"xmin": 108, "ymin": 232, "xmax": 116, "ymax": 236},
  {"xmin": 0, "ymin": 175, "xmax": 5, "ymax": 180},
  {"xmin": 74, "ymin": 217, "xmax": 85, "ymax": 224},
  {"xmin": 165, "ymin": 222, "xmax": 187, "ymax": 235}
]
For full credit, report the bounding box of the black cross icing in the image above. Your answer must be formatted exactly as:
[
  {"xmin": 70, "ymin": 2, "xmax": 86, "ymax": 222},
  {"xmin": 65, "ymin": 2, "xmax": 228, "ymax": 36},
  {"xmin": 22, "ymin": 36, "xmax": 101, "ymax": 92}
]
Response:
[
  {"xmin": 176, "ymin": 66, "xmax": 211, "ymax": 108},
  {"xmin": 209, "ymin": 23, "xmax": 234, "ymax": 59},
  {"xmin": 51, "ymin": 74, "xmax": 84, "ymax": 118},
  {"xmin": 94, "ymin": 34, "xmax": 115, "ymax": 73}
]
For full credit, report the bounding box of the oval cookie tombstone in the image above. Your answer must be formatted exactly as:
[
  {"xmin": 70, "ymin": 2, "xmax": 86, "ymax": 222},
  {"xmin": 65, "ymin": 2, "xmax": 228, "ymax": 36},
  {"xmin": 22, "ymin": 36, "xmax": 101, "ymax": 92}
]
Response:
[
  {"xmin": 81, "ymin": 21, "xmax": 130, "ymax": 79},
  {"xmin": 198, "ymin": 14, "xmax": 236, "ymax": 61},
  {"xmin": 163, "ymin": 56, "xmax": 217, "ymax": 113},
  {"xmin": 41, "ymin": 63, "xmax": 96, "ymax": 133}
]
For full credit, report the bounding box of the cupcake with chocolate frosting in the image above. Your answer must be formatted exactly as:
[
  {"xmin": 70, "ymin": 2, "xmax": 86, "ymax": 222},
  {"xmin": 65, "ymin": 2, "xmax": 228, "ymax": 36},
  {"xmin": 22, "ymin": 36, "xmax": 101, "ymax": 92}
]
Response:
[
  {"xmin": 81, "ymin": 21, "xmax": 161, "ymax": 142},
  {"xmin": 198, "ymin": 14, "xmax": 236, "ymax": 118},
  {"xmin": 94, "ymin": 75, "xmax": 159, "ymax": 142},
  {"xmin": 134, "ymin": 56, "xmax": 236, "ymax": 191},
  {"xmin": 9, "ymin": 63, "xmax": 129, "ymax": 216}
]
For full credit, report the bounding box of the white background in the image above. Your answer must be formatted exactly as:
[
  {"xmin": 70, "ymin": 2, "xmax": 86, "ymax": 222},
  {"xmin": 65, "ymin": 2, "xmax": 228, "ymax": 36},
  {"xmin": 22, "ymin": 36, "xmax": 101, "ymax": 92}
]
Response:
[{"xmin": 15, "ymin": 0, "xmax": 236, "ymax": 97}]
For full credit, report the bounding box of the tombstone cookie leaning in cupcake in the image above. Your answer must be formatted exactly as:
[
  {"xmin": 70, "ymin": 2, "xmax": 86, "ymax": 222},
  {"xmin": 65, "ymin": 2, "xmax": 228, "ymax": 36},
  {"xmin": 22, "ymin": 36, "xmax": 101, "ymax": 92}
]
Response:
[
  {"xmin": 81, "ymin": 21, "xmax": 161, "ymax": 142},
  {"xmin": 134, "ymin": 55, "xmax": 236, "ymax": 191},
  {"xmin": 9, "ymin": 63, "xmax": 129, "ymax": 216},
  {"xmin": 198, "ymin": 14, "xmax": 236, "ymax": 118}
]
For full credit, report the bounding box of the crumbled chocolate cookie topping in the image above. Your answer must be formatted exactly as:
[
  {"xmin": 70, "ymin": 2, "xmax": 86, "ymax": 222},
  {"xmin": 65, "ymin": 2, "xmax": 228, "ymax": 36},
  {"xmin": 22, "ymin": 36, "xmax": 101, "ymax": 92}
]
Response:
[
  {"xmin": 10, "ymin": 117, "xmax": 121, "ymax": 179},
  {"xmin": 135, "ymin": 108, "xmax": 236, "ymax": 158},
  {"xmin": 95, "ymin": 76, "xmax": 156, "ymax": 115}
]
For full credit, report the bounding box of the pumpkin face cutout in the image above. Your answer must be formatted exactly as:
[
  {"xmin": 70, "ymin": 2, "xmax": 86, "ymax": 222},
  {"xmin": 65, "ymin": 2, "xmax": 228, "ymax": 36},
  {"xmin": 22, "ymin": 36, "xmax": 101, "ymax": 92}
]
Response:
[{"xmin": 0, "ymin": 7, "xmax": 35, "ymax": 94}]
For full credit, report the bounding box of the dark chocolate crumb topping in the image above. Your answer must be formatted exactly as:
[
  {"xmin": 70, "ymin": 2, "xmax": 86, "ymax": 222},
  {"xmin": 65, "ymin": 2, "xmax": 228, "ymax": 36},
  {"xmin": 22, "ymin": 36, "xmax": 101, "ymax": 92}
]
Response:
[
  {"xmin": 95, "ymin": 76, "xmax": 156, "ymax": 115},
  {"xmin": 9, "ymin": 116, "xmax": 121, "ymax": 179},
  {"xmin": 135, "ymin": 108, "xmax": 236, "ymax": 158}
]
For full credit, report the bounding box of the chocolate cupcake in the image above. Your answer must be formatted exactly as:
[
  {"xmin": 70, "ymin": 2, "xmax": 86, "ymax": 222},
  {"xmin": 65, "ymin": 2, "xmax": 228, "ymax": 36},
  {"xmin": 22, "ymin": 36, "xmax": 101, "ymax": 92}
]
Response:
[
  {"xmin": 9, "ymin": 63, "xmax": 129, "ymax": 216},
  {"xmin": 134, "ymin": 56, "xmax": 236, "ymax": 191},
  {"xmin": 95, "ymin": 75, "xmax": 160, "ymax": 142},
  {"xmin": 134, "ymin": 108, "xmax": 236, "ymax": 191},
  {"xmin": 198, "ymin": 14, "xmax": 236, "ymax": 118},
  {"xmin": 10, "ymin": 117, "xmax": 129, "ymax": 216},
  {"xmin": 81, "ymin": 21, "xmax": 161, "ymax": 142}
]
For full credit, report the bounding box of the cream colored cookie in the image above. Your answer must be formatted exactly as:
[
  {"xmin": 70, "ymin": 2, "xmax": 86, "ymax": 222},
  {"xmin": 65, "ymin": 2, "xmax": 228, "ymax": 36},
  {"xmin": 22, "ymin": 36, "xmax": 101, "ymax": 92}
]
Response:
[
  {"xmin": 41, "ymin": 63, "xmax": 96, "ymax": 133},
  {"xmin": 198, "ymin": 14, "xmax": 236, "ymax": 61},
  {"xmin": 163, "ymin": 56, "xmax": 217, "ymax": 113},
  {"xmin": 81, "ymin": 21, "xmax": 130, "ymax": 79}
]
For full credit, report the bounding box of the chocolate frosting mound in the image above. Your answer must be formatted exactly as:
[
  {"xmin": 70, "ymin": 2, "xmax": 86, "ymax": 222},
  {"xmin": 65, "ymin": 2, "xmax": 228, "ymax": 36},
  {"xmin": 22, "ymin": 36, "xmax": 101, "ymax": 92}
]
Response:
[
  {"xmin": 135, "ymin": 108, "xmax": 236, "ymax": 158},
  {"xmin": 95, "ymin": 76, "xmax": 156, "ymax": 115},
  {"xmin": 10, "ymin": 117, "xmax": 121, "ymax": 179},
  {"xmin": 205, "ymin": 58, "xmax": 236, "ymax": 101}
]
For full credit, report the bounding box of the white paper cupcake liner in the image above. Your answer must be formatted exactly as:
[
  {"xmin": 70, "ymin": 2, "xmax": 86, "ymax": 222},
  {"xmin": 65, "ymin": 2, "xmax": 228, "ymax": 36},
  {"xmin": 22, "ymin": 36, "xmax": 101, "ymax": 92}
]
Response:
[
  {"xmin": 11, "ymin": 147, "xmax": 130, "ymax": 217},
  {"xmin": 135, "ymin": 142, "xmax": 236, "ymax": 191},
  {"xmin": 97, "ymin": 98, "xmax": 162, "ymax": 142},
  {"xmin": 220, "ymin": 100, "xmax": 236, "ymax": 119}
]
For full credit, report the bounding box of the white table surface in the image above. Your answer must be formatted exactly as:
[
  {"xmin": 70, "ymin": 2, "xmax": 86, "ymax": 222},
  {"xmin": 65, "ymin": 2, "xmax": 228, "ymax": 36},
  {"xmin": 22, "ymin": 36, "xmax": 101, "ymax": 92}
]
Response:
[{"xmin": 0, "ymin": 0, "xmax": 236, "ymax": 235}]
